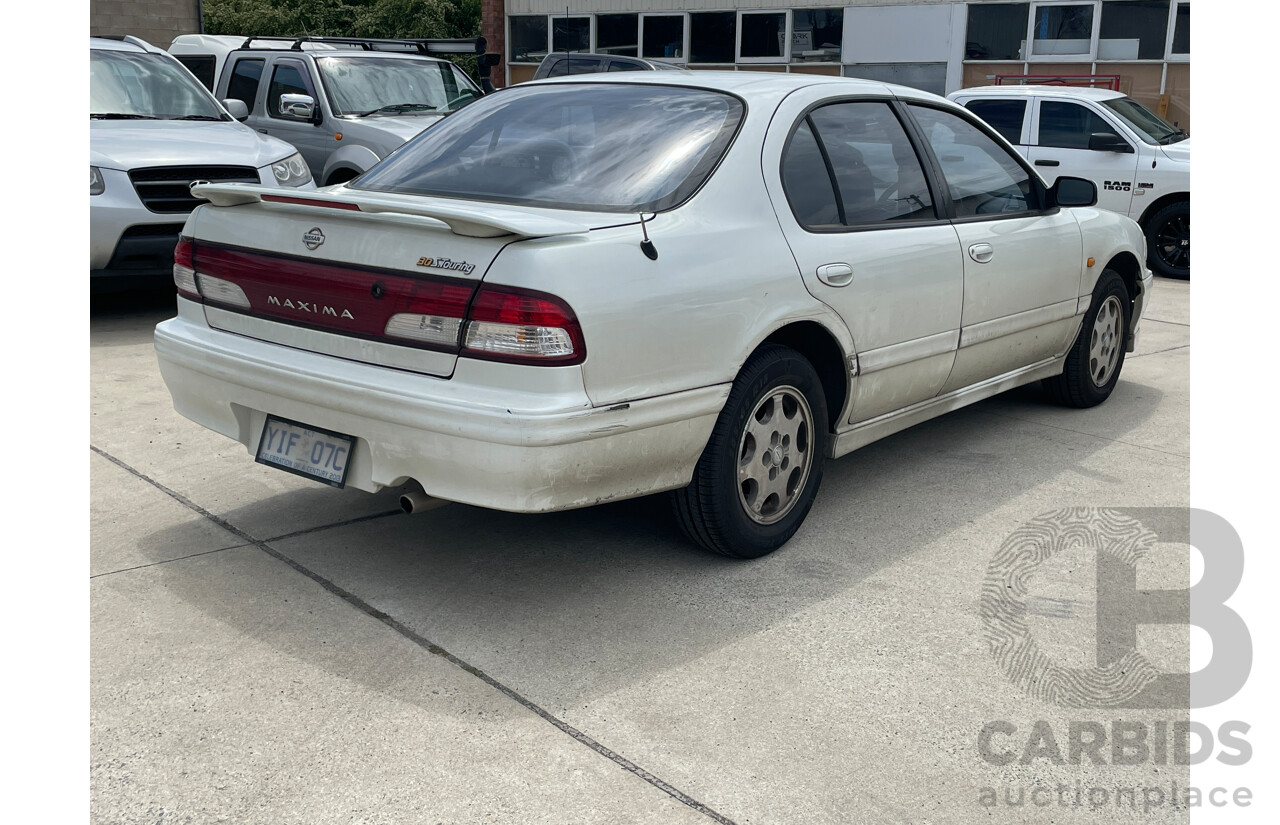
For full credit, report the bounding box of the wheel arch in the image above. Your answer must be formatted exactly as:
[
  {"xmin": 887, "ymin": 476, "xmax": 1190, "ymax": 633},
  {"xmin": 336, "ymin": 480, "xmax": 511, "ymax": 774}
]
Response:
[
  {"xmin": 1137, "ymin": 191, "xmax": 1189, "ymax": 229},
  {"xmin": 1104, "ymin": 250, "xmax": 1144, "ymax": 307},
  {"xmin": 753, "ymin": 321, "xmax": 850, "ymax": 433}
]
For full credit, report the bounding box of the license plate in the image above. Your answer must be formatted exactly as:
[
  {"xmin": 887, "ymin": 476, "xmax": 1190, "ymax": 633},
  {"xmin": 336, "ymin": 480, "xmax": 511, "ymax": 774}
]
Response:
[{"xmin": 255, "ymin": 415, "xmax": 353, "ymax": 488}]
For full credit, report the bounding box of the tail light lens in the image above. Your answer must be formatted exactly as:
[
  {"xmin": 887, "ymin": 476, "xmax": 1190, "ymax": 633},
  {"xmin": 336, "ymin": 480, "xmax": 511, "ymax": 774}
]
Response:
[
  {"xmin": 462, "ymin": 285, "xmax": 585, "ymax": 366},
  {"xmin": 173, "ymin": 237, "xmax": 199, "ymax": 298}
]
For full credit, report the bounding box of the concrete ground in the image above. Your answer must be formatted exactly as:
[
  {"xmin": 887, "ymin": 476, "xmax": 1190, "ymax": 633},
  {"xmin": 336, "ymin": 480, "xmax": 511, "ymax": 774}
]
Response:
[{"xmin": 91, "ymin": 278, "xmax": 1191, "ymax": 824}]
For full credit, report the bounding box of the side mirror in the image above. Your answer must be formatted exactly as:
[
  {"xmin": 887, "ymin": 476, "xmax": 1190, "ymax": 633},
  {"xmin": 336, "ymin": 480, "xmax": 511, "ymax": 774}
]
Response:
[
  {"xmin": 1052, "ymin": 176, "xmax": 1098, "ymax": 208},
  {"xmin": 279, "ymin": 93, "xmax": 317, "ymax": 122},
  {"xmin": 1088, "ymin": 131, "xmax": 1134, "ymax": 153},
  {"xmin": 222, "ymin": 99, "xmax": 249, "ymax": 121}
]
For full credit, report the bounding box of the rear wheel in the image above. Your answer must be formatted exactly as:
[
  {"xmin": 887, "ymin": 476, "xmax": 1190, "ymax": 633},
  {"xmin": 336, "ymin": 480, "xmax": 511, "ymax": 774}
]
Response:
[
  {"xmin": 1144, "ymin": 200, "xmax": 1189, "ymax": 279},
  {"xmin": 672, "ymin": 344, "xmax": 827, "ymax": 558},
  {"xmin": 1043, "ymin": 269, "xmax": 1130, "ymax": 408}
]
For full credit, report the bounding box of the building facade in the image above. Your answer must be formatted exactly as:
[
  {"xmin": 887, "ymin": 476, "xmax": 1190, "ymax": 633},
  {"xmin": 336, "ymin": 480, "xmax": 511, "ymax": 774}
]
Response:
[
  {"xmin": 90, "ymin": 0, "xmax": 202, "ymax": 51},
  {"xmin": 486, "ymin": 0, "xmax": 1189, "ymax": 128}
]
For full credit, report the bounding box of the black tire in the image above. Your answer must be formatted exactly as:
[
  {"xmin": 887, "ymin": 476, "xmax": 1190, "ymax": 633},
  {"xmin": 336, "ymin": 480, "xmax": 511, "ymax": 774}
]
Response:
[
  {"xmin": 672, "ymin": 344, "xmax": 828, "ymax": 558},
  {"xmin": 1043, "ymin": 269, "xmax": 1130, "ymax": 408},
  {"xmin": 1144, "ymin": 200, "xmax": 1189, "ymax": 279}
]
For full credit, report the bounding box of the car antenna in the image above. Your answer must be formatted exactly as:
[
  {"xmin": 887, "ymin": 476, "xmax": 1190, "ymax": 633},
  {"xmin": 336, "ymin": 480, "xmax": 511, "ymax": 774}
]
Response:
[{"xmin": 639, "ymin": 213, "xmax": 658, "ymax": 260}]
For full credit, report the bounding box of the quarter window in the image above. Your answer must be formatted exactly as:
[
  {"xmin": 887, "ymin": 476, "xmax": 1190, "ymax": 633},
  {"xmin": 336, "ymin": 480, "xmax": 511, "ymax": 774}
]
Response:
[
  {"xmin": 781, "ymin": 119, "xmax": 841, "ymax": 228},
  {"xmin": 909, "ymin": 106, "xmax": 1040, "ymax": 218},
  {"xmin": 1037, "ymin": 100, "xmax": 1121, "ymax": 149}
]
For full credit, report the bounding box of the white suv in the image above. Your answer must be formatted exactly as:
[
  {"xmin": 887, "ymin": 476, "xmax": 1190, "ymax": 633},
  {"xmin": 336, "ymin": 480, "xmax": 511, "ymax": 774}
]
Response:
[
  {"xmin": 949, "ymin": 86, "xmax": 1189, "ymax": 278},
  {"xmin": 91, "ymin": 36, "xmax": 314, "ymax": 292}
]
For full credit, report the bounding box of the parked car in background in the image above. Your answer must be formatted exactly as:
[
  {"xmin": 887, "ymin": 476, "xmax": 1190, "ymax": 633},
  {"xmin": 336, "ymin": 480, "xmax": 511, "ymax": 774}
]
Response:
[
  {"xmin": 168, "ymin": 35, "xmax": 489, "ymax": 186},
  {"xmin": 155, "ymin": 73, "xmax": 1151, "ymax": 558},
  {"xmin": 532, "ymin": 52, "xmax": 681, "ymax": 79},
  {"xmin": 949, "ymin": 85, "xmax": 1189, "ymax": 278},
  {"xmin": 91, "ymin": 36, "xmax": 312, "ymax": 292}
]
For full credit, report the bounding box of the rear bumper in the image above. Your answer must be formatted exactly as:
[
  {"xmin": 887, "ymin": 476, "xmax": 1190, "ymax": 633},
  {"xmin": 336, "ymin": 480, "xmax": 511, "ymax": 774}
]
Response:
[{"xmin": 154, "ymin": 299, "xmax": 727, "ymax": 512}]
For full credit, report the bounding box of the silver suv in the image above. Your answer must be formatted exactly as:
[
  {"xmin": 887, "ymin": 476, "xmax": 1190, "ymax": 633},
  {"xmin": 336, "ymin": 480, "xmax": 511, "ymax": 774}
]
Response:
[
  {"xmin": 171, "ymin": 36, "xmax": 488, "ymax": 186},
  {"xmin": 90, "ymin": 36, "xmax": 312, "ymax": 292}
]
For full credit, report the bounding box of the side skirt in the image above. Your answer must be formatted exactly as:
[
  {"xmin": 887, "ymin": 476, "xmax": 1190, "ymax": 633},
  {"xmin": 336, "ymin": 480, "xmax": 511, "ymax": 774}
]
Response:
[{"xmin": 828, "ymin": 357, "xmax": 1066, "ymax": 459}]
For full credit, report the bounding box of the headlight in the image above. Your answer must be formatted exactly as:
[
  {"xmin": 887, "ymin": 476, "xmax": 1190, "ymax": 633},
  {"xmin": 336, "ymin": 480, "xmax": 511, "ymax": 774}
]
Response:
[
  {"xmin": 270, "ymin": 153, "xmax": 312, "ymax": 187},
  {"xmin": 90, "ymin": 166, "xmax": 105, "ymax": 196}
]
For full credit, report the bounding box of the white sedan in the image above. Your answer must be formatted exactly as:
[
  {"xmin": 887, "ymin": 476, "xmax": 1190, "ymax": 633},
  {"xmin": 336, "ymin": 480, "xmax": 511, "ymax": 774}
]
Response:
[{"xmin": 155, "ymin": 72, "xmax": 1151, "ymax": 558}]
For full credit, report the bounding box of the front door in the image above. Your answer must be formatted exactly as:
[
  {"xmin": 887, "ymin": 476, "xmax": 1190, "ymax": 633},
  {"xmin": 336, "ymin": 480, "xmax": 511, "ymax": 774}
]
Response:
[
  {"xmin": 1026, "ymin": 97, "xmax": 1140, "ymax": 218},
  {"xmin": 906, "ymin": 103, "xmax": 1084, "ymax": 393}
]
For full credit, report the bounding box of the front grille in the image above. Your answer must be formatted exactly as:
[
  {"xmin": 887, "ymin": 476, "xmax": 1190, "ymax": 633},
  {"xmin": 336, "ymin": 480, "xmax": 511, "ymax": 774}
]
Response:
[
  {"xmin": 105, "ymin": 223, "xmax": 186, "ymax": 271},
  {"xmin": 129, "ymin": 165, "xmax": 259, "ymax": 214}
]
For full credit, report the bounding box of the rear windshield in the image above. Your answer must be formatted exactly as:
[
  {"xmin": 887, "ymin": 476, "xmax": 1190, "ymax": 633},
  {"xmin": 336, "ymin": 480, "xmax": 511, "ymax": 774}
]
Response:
[{"xmin": 352, "ymin": 83, "xmax": 745, "ymax": 212}]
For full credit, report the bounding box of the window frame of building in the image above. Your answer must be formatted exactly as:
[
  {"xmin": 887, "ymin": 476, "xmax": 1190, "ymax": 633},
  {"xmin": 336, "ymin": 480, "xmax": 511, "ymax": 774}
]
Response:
[
  {"xmin": 689, "ymin": 11, "xmax": 738, "ymax": 66},
  {"xmin": 639, "ymin": 12, "xmax": 690, "ymax": 63},
  {"xmin": 551, "ymin": 15, "xmax": 593, "ymax": 55},
  {"xmin": 596, "ymin": 13, "xmax": 640, "ymax": 58},
  {"xmin": 1166, "ymin": 1, "xmax": 1190, "ymax": 61},
  {"xmin": 1026, "ymin": 1, "xmax": 1100, "ymax": 63},
  {"xmin": 508, "ymin": 15, "xmax": 550, "ymax": 65},
  {"xmin": 790, "ymin": 8, "xmax": 844, "ymax": 64},
  {"xmin": 736, "ymin": 10, "xmax": 792, "ymax": 65},
  {"xmin": 1096, "ymin": 0, "xmax": 1171, "ymax": 62}
]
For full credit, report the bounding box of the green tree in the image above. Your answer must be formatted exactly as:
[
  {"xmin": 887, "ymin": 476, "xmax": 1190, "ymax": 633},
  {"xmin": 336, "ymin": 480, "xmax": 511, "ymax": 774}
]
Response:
[{"xmin": 203, "ymin": 0, "xmax": 478, "ymax": 40}]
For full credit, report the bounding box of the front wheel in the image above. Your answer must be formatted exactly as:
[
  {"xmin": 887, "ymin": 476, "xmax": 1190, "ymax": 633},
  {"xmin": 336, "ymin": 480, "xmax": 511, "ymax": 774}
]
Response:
[
  {"xmin": 1043, "ymin": 269, "xmax": 1130, "ymax": 408},
  {"xmin": 1144, "ymin": 200, "xmax": 1189, "ymax": 279},
  {"xmin": 672, "ymin": 344, "xmax": 828, "ymax": 558}
]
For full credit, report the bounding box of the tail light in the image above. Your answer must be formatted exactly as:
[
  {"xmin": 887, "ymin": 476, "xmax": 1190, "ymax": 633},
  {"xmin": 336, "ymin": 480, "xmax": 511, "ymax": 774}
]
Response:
[
  {"xmin": 462, "ymin": 285, "xmax": 585, "ymax": 366},
  {"xmin": 177, "ymin": 240, "xmax": 585, "ymax": 366},
  {"xmin": 173, "ymin": 237, "xmax": 199, "ymax": 298}
]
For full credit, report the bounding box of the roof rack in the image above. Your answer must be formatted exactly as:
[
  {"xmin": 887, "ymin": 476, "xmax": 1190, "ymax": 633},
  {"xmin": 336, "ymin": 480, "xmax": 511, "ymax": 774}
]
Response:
[
  {"xmin": 237, "ymin": 36, "xmax": 487, "ymax": 57},
  {"xmin": 993, "ymin": 74, "xmax": 1121, "ymax": 91}
]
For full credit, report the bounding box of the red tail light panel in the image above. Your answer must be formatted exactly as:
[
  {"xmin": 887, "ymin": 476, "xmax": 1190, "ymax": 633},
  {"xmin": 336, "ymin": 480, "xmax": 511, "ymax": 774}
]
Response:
[{"xmin": 192, "ymin": 242, "xmax": 476, "ymax": 350}]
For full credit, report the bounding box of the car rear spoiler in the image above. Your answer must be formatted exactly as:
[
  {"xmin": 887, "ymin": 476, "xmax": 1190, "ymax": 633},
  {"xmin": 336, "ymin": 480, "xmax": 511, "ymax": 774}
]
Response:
[{"xmin": 190, "ymin": 183, "xmax": 591, "ymax": 239}]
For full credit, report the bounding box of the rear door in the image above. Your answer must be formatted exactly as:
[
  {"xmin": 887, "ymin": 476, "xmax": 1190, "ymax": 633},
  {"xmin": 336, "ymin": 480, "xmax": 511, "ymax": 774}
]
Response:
[
  {"xmin": 961, "ymin": 97, "xmax": 1032, "ymax": 156},
  {"xmin": 1026, "ymin": 97, "xmax": 1139, "ymax": 216},
  {"xmin": 764, "ymin": 90, "xmax": 964, "ymax": 424}
]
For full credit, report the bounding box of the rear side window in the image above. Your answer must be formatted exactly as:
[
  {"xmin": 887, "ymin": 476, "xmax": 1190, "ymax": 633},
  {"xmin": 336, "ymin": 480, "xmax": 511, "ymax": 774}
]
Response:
[
  {"xmin": 226, "ymin": 58, "xmax": 264, "ymax": 108},
  {"xmin": 909, "ymin": 105, "xmax": 1041, "ymax": 218},
  {"xmin": 781, "ymin": 101, "xmax": 935, "ymax": 229},
  {"xmin": 963, "ymin": 99, "xmax": 1027, "ymax": 145},
  {"xmin": 1037, "ymin": 101, "xmax": 1121, "ymax": 149},
  {"xmin": 353, "ymin": 84, "xmax": 744, "ymax": 213}
]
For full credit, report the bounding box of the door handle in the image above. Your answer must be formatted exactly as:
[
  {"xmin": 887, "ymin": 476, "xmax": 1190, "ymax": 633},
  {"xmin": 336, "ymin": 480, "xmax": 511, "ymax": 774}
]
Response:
[
  {"xmin": 816, "ymin": 263, "xmax": 854, "ymax": 287},
  {"xmin": 1034, "ymin": 159, "xmax": 1060, "ymax": 167},
  {"xmin": 968, "ymin": 243, "xmax": 994, "ymax": 264}
]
